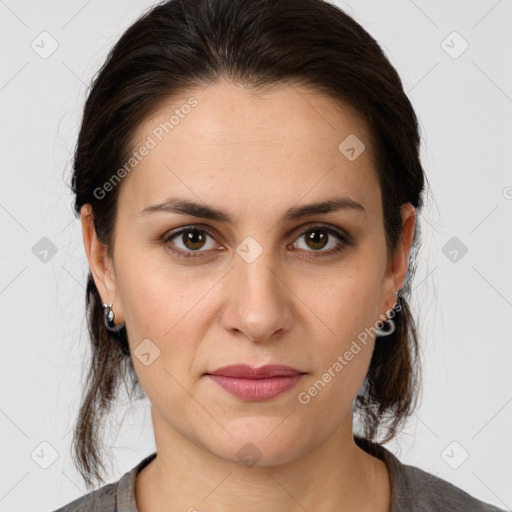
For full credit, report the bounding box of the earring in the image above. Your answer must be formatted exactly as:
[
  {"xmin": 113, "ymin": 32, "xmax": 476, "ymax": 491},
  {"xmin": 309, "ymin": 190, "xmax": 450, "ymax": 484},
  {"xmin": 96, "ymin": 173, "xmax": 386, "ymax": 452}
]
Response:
[
  {"xmin": 102, "ymin": 303, "xmax": 125, "ymax": 332},
  {"xmin": 376, "ymin": 290, "xmax": 401, "ymax": 337}
]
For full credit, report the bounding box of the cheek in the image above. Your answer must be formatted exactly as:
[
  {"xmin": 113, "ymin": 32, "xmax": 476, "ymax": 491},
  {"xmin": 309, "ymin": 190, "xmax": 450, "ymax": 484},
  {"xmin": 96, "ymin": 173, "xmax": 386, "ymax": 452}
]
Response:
[
  {"xmin": 116, "ymin": 259, "xmax": 205, "ymax": 417},
  {"xmin": 290, "ymin": 263, "xmax": 382, "ymax": 412},
  {"xmin": 115, "ymin": 248, "xmax": 200, "ymax": 337},
  {"xmin": 295, "ymin": 299, "xmax": 377, "ymax": 433},
  {"xmin": 293, "ymin": 262, "xmax": 382, "ymax": 351},
  {"xmin": 115, "ymin": 251, "xmax": 218, "ymax": 391}
]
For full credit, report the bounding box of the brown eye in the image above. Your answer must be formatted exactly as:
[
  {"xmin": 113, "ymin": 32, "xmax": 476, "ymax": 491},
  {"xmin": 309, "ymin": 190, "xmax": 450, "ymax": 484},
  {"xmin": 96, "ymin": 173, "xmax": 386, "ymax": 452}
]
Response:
[
  {"xmin": 304, "ymin": 230, "xmax": 329, "ymax": 250},
  {"xmin": 180, "ymin": 230, "xmax": 208, "ymax": 251},
  {"xmin": 292, "ymin": 226, "xmax": 349, "ymax": 255},
  {"xmin": 162, "ymin": 224, "xmax": 352, "ymax": 260},
  {"xmin": 164, "ymin": 227, "xmax": 218, "ymax": 258}
]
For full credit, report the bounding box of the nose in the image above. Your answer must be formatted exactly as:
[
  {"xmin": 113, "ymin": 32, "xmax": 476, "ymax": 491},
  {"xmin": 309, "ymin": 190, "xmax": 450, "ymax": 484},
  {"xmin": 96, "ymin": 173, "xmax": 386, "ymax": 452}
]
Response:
[{"xmin": 221, "ymin": 248, "xmax": 293, "ymax": 343}]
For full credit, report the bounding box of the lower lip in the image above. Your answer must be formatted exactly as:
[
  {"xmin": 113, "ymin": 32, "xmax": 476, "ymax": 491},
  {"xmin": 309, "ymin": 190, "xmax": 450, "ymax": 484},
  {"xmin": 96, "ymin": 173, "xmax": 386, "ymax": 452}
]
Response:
[{"xmin": 206, "ymin": 374, "xmax": 304, "ymax": 401}]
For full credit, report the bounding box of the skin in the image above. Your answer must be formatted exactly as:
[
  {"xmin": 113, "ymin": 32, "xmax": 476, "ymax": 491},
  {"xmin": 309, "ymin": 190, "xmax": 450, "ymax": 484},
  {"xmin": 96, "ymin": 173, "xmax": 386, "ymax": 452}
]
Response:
[{"xmin": 81, "ymin": 79, "xmax": 415, "ymax": 512}]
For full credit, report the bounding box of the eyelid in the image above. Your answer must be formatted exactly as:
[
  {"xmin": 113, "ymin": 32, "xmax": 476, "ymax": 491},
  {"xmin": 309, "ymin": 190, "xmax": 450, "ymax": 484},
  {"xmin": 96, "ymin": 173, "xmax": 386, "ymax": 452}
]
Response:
[
  {"xmin": 161, "ymin": 222, "xmax": 352, "ymax": 258},
  {"xmin": 293, "ymin": 222, "xmax": 352, "ymax": 243},
  {"xmin": 162, "ymin": 224, "xmax": 219, "ymax": 259},
  {"xmin": 290, "ymin": 223, "xmax": 353, "ymax": 258}
]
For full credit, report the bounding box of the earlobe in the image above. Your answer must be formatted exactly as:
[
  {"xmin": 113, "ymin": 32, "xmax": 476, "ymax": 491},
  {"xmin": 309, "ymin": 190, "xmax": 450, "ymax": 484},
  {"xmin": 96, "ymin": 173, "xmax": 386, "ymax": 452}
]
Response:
[{"xmin": 80, "ymin": 204, "xmax": 119, "ymax": 312}]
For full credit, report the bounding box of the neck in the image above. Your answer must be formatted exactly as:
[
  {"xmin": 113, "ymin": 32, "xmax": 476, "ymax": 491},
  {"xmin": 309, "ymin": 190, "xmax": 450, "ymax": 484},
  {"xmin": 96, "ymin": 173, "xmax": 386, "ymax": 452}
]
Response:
[{"xmin": 135, "ymin": 409, "xmax": 391, "ymax": 512}]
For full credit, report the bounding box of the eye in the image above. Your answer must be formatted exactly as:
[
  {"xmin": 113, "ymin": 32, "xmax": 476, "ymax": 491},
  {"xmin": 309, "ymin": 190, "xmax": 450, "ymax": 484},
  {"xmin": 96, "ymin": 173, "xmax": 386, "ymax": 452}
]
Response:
[
  {"xmin": 290, "ymin": 224, "xmax": 352, "ymax": 257},
  {"xmin": 163, "ymin": 226, "xmax": 218, "ymax": 258},
  {"xmin": 161, "ymin": 224, "xmax": 352, "ymax": 259}
]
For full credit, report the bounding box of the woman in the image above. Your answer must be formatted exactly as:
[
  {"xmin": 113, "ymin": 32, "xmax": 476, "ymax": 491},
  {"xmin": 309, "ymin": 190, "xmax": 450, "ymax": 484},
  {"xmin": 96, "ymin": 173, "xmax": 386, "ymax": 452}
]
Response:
[{"xmin": 54, "ymin": 0, "xmax": 505, "ymax": 510}]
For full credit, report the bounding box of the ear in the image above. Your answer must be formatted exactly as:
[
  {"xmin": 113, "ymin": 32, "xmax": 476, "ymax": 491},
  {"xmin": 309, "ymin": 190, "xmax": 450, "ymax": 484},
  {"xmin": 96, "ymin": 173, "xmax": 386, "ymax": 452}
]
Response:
[
  {"xmin": 80, "ymin": 204, "xmax": 124, "ymax": 324},
  {"xmin": 382, "ymin": 202, "xmax": 416, "ymax": 312}
]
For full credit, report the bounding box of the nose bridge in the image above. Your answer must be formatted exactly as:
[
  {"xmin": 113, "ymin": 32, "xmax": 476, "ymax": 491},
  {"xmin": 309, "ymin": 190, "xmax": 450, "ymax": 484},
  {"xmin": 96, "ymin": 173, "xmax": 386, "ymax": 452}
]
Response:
[
  {"xmin": 236, "ymin": 237, "xmax": 282, "ymax": 304},
  {"xmin": 227, "ymin": 236, "xmax": 290, "ymax": 338}
]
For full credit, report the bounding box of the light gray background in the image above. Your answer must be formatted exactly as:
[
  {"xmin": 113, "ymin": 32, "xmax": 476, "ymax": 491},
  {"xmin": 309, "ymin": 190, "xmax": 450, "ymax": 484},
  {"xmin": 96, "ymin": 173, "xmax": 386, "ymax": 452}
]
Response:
[{"xmin": 1, "ymin": 0, "xmax": 511, "ymax": 510}]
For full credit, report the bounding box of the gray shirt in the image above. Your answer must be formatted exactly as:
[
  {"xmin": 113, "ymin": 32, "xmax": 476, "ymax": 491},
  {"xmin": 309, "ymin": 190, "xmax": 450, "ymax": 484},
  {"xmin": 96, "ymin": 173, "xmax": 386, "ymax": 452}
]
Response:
[{"xmin": 53, "ymin": 436, "xmax": 506, "ymax": 511}]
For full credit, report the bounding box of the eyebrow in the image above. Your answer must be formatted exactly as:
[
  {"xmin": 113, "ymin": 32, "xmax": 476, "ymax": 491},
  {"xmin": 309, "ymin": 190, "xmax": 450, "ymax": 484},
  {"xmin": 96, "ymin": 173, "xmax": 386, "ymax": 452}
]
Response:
[{"xmin": 138, "ymin": 195, "xmax": 366, "ymax": 222}]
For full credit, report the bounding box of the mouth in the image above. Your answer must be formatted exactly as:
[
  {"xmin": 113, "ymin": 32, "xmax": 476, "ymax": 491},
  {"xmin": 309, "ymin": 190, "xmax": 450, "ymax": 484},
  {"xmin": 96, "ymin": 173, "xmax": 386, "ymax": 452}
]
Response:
[{"xmin": 204, "ymin": 364, "xmax": 306, "ymax": 401}]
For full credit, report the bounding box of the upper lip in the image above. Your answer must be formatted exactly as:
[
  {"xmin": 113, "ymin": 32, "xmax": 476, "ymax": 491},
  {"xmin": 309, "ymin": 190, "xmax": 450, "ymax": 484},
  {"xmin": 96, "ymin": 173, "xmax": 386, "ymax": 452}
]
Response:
[{"xmin": 206, "ymin": 364, "xmax": 304, "ymax": 378}]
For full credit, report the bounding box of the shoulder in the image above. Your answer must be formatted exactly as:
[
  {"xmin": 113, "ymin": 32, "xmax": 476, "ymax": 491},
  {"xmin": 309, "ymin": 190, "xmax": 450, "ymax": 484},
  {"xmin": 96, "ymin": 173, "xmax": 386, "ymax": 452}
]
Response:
[
  {"xmin": 52, "ymin": 481, "xmax": 117, "ymax": 512},
  {"xmin": 52, "ymin": 452, "xmax": 157, "ymax": 512},
  {"xmin": 353, "ymin": 436, "xmax": 505, "ymax": 512},
  {"xmin": 397, "ymin": 462, "xmax": 505, "ymax": 511}
]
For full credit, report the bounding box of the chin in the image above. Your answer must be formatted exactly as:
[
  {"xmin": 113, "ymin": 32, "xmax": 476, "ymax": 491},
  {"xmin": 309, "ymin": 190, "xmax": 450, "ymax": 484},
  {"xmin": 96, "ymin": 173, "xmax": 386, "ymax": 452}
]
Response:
[{"xmin": 200, "ymin": 418, "xmax": 308, "ymax": 468}]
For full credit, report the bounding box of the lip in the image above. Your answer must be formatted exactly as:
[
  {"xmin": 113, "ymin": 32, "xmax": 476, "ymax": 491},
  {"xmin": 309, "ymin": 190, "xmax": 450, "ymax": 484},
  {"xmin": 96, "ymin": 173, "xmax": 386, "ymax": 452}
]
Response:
[{"xmin": 205, "ymin": 364, "xmax": 305, "ymax": 401}]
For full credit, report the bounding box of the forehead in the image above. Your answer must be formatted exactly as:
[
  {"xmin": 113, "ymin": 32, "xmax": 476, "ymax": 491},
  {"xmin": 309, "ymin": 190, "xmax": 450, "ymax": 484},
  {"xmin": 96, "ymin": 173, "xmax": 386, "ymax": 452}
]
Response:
[
  {"xmin": 119, "ymin": 79, "xmax": 381, "ymax": 222},
  {"xmin": 132, "ymin": 79, "xmax": 372, "ymax": 152}
]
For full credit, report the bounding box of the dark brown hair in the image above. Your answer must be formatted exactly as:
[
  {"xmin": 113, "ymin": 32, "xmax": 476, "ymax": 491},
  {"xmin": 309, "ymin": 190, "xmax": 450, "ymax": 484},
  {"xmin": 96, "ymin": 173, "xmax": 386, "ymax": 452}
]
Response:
[{"xmin": 70, "ymin": 0, "xmax": 428, "ymax": 490}]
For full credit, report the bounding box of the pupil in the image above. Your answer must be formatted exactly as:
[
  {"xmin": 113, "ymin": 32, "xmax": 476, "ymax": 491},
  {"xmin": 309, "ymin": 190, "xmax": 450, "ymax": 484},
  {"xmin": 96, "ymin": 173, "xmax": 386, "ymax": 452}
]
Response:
[
  {"xmin": 307, "ymin": 230, "xmax": 327, "ymax": 250},
  {"xmin": 184, "ymin": 231, "xmax": 205, "ymax": 250}
]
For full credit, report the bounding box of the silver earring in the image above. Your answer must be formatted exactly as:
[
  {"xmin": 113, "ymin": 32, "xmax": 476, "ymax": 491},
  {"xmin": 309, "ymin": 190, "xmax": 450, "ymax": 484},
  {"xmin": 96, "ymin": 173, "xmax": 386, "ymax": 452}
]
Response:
[
  {"xmin": 102, "ymin": 303, "xmax": 125, "ymax": 332},
  {"xmin": 376, "ymin": 291, "xmax": 400, "ymax": 337}
]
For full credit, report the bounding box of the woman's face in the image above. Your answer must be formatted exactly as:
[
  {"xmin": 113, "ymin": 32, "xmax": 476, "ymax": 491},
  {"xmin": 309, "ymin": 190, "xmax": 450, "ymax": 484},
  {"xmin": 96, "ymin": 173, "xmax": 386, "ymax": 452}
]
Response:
[{"xmin": 84, "ymin": 79, "xmax": 415, "ymax": 466}]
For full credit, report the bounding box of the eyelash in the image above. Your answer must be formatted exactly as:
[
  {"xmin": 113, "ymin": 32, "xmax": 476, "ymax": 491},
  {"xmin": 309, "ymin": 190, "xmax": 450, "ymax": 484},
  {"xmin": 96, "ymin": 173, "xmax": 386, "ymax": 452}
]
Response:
[{"xmin": 160, "ymin": 224, "xmax": 353, "ymax": 260}]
